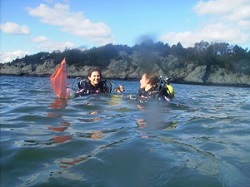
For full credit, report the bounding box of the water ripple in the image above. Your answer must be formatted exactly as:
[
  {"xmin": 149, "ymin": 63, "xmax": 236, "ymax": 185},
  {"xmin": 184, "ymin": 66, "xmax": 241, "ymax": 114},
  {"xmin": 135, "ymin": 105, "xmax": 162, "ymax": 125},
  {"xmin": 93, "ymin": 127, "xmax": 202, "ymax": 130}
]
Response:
[{"xmin": 1, "ymin": 76, "xmax": 250, "ymax": 187}]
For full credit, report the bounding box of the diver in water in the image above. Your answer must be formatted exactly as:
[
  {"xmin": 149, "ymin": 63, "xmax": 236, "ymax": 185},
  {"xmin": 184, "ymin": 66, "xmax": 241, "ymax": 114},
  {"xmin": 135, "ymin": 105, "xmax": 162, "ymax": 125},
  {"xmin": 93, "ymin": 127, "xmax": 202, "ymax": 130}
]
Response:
[
  {"xmin": 75, "ymin": 67, "xmax": 112, "ymax": 97},
  {"xmin": 113, "ymin": 85, "xmax": 125, "ymax": 93},
  {"xmin": 138, "ymin": 72, "xmax": 174, "ymax": 102}
]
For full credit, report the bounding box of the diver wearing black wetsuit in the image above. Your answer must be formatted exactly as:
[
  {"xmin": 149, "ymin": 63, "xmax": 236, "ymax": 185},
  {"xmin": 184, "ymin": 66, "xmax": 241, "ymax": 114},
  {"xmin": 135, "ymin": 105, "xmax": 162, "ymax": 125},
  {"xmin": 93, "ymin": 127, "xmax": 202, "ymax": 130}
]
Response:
[
  {"xmin": 75, "ymin": 79, "xmax": 112, "ymax": 97},
  {"xmin": 138, "ymin": 85, "xmax": 159, "ymax": 99},
  {"xmin": 137, "ymin": 72, "xmax": 174, "ymax": 103},
  {"xmin": 138, "ymin": 84, "xmax": 170, "ymax": 102}
]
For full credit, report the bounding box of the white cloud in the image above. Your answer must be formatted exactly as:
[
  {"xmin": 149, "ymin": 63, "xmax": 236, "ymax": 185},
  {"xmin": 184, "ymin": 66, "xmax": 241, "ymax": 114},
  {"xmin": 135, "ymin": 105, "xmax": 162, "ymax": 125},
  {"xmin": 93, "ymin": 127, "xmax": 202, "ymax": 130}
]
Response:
[
  {"xmin": 0, "ymin": 22, "xmax": 30, "ymax": 34},
  {"xmin": 238, "ymin": 20, "xmax": 250, "ymax": 28},
  {"xmin": 194, "ymin": 0, "xmax": 244, "ymax": 15},
  {"xmin": 32, "ymin": 36, "xmax": 49, "ymax": 42},
  {"xmin": 0, "ymin": 50, "xmax": 29, "ymax": 63},
  {"xmin": 160, "ymin": 0, "xmax": 250, "ymax": 47},
  {"xmin": 0, "ymin": 35, "xmax": 75, "ymax": 63},
  {"xmin": 194, "ymin": 0, "xmax": 250, "ymax": 22},
  {"xmin": 31, "ymin": 35, "xmax": 75, "ymax": 52},
  {"xmin": 26, "ymin": 3, "xmax": 115, "ymax": 45}
]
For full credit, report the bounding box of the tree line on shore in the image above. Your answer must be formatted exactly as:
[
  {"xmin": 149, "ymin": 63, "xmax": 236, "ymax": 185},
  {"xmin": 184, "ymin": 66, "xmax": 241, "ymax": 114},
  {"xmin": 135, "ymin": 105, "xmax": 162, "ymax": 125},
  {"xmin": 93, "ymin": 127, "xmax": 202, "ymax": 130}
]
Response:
[{"xmin": 8, "ymin": 40, "xmax": 250, "ymax": 75}]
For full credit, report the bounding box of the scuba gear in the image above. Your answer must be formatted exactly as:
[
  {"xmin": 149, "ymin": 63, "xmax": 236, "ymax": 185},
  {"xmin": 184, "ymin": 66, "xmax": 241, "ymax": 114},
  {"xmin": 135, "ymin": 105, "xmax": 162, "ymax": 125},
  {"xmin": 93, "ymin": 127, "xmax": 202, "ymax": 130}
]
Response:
[
  {"xmin": 158, "ymin": 76, "xmax": 175, "ymax": 99},
  {"xmin": 75, "ymin": 79, "xmax": 112, "ymax": 96},
  {"xmin": 138, "ymin": 75, "xmax": 175, "ymax": 103},
  {"xmin": 166, "ymin": 84, "xmax": 174, "ymax": 98}
]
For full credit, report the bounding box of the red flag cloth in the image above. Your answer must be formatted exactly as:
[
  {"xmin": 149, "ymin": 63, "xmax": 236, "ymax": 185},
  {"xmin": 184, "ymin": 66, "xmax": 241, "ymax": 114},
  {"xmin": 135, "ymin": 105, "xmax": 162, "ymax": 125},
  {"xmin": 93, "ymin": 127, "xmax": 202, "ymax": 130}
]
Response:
[{"xmin": 50, "ymin": 58, "xmax": 68, "ymax": 98}]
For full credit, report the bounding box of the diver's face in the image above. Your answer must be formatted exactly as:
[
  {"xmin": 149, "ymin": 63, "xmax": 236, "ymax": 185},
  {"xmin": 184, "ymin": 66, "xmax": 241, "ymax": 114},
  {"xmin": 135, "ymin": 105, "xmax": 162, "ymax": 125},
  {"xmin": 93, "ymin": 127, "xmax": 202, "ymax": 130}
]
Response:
[
  {"xmin": 119, "ymin": 85, "xmax": 124, "ymax": 92},
  {"xmin": 140, "ymin": 74, "xmax": 149, "ymax": 89},
  {"xmin": 88, "ymin": 71, "xmax": 101, "ymax": 86}
]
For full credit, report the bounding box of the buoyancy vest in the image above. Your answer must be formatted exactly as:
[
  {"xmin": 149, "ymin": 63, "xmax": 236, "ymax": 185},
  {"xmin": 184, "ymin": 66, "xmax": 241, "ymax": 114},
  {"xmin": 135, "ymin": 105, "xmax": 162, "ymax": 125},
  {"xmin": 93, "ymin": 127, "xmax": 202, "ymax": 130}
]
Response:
[
  {"xmin": 138, "ymin": 83, "xmax": 175, "ymax": 103},
  {"xmin": 138, "ymin": 85, "xmax": 159, "ymax": 99},
  {"xmin": 75, "ymin": 79, "xmax": 112, "ymax": 96}
]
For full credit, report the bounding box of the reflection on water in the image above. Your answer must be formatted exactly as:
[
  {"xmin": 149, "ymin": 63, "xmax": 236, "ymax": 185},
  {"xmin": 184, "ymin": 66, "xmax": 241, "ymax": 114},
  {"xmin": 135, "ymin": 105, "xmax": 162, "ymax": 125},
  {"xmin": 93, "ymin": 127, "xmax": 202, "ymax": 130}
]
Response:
[
  {"xmin": 47, "ymin": 98, "xmax": 72, "ymax": 144},
  {"xmin": 50, "ymin": 98, "xmax": 68, "ymax": 109},
  {"xmin": 1, "ymin": 76, "xmax": 250, "ymax": 187}
]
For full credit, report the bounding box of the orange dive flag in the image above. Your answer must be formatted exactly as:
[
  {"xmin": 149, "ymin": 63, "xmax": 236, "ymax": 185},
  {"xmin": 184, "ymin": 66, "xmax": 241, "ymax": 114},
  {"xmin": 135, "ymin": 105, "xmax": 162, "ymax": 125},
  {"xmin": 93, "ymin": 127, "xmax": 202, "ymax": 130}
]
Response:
[{"xmin": 50, "ymin": 58, "xmax": 68, "ymax": 98}]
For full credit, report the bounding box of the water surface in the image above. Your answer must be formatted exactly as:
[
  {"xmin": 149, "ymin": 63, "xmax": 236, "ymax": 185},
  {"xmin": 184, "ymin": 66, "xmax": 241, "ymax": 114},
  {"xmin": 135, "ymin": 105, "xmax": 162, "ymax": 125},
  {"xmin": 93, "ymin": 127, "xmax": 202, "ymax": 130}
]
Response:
[{"xmin": 1, "ymin": 76, "xmax": 250, "ymax": 187}]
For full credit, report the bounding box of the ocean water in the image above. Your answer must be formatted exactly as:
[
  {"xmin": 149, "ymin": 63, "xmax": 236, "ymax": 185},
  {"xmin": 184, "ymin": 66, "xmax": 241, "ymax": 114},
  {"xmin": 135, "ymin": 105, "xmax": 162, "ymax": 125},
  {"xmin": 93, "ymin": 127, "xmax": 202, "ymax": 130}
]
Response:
[{"xmin": 1, "ymin": 75, "xmax": 250, "ymax": 187}]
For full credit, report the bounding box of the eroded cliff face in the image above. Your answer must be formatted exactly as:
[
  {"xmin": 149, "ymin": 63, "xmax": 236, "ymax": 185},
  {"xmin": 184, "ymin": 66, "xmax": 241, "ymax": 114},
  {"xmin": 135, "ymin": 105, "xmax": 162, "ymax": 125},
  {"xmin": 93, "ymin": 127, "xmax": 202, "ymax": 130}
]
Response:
[{"xmin": 1, "ymin": 55, "xmax": 249, "ymax": 86}]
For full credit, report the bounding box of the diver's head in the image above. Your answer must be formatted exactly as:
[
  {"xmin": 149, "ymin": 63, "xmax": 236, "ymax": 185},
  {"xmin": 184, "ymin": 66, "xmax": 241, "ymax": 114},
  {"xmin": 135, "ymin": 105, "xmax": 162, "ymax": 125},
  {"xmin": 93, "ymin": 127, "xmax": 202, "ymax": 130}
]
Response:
[{"xmin": 87, "ymin": 67, "xmax": 102, "ymax": 86}]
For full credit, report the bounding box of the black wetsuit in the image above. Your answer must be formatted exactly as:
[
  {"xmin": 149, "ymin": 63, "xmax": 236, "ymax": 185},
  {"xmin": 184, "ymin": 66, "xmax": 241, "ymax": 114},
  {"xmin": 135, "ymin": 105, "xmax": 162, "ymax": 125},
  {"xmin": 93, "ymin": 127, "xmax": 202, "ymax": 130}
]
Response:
[
  {"xmin": 138, "ymin": 84, "xmax": 170, "ymax": 103},
  {"xmin": 138, "ymin": 85, "xmax": 159, "ymax": 99},
  {"xmin": 75, "ymin": 79, "xmax": 111, "ymax": 96}
]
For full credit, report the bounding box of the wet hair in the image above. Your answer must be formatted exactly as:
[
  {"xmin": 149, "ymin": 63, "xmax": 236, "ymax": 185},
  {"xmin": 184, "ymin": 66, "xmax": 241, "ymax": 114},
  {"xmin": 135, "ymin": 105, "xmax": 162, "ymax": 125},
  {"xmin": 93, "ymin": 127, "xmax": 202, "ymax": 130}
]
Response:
[
  {"xmin": 144, "ymin": 72, "xmax": 159, "ymax": 86},
  {"xmin": 114, "ymin": 85, "xmax": 125, "ymax": 93},
  {"xmin": 87, "ymin": 67, "xmax": 102, "ymax": 79}
]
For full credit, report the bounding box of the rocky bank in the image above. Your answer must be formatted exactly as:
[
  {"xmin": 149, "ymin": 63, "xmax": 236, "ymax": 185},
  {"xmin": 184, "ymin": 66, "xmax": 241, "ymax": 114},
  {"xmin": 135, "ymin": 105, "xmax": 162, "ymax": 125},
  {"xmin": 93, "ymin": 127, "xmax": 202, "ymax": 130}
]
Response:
[{"xmin": 0, "ymin": 55, "xmax": 249, "ymax": 87}]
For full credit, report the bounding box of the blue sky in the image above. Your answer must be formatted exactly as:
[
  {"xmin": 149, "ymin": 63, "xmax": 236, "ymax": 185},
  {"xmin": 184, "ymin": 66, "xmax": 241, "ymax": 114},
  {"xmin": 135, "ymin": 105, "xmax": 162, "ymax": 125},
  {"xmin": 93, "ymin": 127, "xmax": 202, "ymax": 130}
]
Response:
[{"xmin": 1, "ymin": 0, "xmax": 250, "ymax": 63}]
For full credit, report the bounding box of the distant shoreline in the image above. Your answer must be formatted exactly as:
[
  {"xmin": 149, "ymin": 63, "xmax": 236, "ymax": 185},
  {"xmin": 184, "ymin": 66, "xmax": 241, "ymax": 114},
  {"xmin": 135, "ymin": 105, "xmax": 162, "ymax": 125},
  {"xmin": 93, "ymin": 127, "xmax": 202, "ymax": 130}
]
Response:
[{"xmin": 1, "ymin": 73, "xmax": 249, "ymax": 88}]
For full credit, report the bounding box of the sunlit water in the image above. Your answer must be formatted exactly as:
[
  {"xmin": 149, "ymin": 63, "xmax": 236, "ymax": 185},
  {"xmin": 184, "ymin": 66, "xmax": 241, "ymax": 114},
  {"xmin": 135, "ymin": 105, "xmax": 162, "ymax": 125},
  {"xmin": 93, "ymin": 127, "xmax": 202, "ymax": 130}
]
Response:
[{"xmin": 1, "ymin": 75, "xmax": 250, "ymax": 187}]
